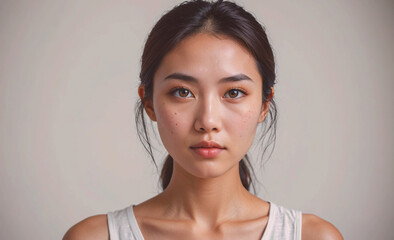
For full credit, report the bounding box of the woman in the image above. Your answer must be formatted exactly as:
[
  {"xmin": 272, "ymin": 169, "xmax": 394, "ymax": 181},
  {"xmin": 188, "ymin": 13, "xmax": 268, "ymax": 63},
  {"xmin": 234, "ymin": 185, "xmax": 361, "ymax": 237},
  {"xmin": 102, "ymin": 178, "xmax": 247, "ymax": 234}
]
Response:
[{"xmin": 64, "ymin": 0, "xmax": 343, "ymax": 239}]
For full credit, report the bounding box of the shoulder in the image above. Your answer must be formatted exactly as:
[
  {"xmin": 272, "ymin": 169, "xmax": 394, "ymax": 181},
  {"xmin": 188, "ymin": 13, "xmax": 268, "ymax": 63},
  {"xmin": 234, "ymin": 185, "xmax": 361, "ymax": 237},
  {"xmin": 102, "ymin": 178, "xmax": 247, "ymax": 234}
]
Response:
[
  {"xmin": 302, "ymin": 214, "xmax": 343, "ymax": 240},
  {"xmin": 63, "ymin": 214, "xmax": 109, "ymax": 240}
]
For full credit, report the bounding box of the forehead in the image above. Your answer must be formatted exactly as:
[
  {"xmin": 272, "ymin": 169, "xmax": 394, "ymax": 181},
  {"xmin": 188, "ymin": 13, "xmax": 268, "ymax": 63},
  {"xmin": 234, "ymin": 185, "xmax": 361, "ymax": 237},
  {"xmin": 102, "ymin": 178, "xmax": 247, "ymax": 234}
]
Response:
[{"xmin": 154, "ymin": 33, "xmax": 262, "ymax": 84}]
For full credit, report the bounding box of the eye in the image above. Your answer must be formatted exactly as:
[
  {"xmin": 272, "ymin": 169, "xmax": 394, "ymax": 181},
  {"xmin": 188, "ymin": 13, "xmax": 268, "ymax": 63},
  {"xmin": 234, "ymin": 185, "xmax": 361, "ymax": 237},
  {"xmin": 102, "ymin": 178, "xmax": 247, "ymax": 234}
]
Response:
[
  {"xmin": 224, "ymin": 88, "xmax": 247, "ymax": 99},
  {"xmin": 171, "ymin": 87, "xmax": 194, "ymax": 98}
]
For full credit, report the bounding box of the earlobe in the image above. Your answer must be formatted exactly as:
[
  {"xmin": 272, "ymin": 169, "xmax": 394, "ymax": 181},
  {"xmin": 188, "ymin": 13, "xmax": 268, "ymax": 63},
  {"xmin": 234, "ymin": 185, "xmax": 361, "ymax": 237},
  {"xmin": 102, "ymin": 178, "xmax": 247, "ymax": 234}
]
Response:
[
  {"xmin": 258, "ymin": 102, "xmax": 269, "ymax": 123},
  {"xmin": 138, "ymin": 85, "xmax": 157, "ymax": 122},
  {"xmin": 258, "ymin": 87, "xmax": 274, "ymax": 123}
]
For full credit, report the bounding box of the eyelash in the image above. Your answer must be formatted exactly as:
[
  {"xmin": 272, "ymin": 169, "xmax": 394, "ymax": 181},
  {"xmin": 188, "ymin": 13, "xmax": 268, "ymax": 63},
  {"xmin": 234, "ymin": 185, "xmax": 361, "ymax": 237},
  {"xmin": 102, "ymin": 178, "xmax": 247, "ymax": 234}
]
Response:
[{"xmin": 169, "ymin": 86, "xmax": 248, "ymax": 99}]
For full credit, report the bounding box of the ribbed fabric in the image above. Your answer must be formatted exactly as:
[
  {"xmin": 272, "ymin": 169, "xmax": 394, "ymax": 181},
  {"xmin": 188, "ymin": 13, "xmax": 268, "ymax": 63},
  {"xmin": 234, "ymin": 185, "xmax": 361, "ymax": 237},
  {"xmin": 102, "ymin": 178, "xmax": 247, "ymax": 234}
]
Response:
[
  {"xmin": 261, "ymin": 202, "xmax": 302, "ymax": 240},
  {"xmin": 107, "ymin": 201, "xmax": 302, "ymax": 240}
]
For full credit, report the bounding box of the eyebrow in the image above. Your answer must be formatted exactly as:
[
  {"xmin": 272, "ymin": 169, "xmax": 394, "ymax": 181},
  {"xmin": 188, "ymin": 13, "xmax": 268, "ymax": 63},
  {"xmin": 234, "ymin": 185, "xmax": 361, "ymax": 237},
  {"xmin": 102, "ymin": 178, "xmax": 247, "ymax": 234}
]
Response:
[{"xmin": 163, "ymin": 72, "xmax": 253, "ymax": 83}]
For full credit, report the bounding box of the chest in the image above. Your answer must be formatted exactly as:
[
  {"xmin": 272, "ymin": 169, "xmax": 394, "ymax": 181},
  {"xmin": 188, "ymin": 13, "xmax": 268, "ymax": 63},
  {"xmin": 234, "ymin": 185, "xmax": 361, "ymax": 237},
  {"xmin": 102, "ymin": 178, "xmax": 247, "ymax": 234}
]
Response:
[{"xmin": 136, "ymin": 216, "xmax": 269, "ymax": 240}]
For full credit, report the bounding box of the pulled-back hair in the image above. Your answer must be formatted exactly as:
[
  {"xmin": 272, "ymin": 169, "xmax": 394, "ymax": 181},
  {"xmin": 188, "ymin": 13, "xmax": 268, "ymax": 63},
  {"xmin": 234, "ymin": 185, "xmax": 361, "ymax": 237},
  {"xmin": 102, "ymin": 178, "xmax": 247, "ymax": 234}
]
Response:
[{"xmin": 135, "ymin": 0, "xmax": 277, "ymax": 194}]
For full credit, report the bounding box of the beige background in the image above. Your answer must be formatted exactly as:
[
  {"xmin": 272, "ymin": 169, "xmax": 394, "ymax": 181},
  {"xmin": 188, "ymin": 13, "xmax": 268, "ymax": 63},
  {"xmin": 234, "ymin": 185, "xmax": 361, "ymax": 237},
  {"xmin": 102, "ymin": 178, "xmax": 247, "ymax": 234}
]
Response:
[{"xmin": 1, "ymin": 0, "xmax": 393, "ymax": 239}]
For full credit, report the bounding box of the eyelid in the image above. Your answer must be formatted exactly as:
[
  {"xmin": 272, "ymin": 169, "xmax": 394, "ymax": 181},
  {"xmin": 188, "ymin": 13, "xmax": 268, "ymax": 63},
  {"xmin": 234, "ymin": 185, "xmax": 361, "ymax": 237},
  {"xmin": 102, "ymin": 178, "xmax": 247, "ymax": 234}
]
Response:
[
  {"xmin": 169, "ymin": 86, "xmax": 195, "ymax": 98},
  {"xmin": 169, "ymin": 86, "xmax": 248, "ymax": 99},
  {"xmin": 224, "ymin": 87, "xmax": 248, "ymax": 99}
]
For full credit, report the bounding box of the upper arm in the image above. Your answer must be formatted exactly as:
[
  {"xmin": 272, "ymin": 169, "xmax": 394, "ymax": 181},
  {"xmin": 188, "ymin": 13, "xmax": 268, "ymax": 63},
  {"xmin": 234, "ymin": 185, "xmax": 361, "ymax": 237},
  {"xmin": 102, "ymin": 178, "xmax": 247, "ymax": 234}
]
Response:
[
  {"xmin": 302, "ymin": 214, "xmax": 343, "ymax": 240},
  {"xmin": 63, "ymin": 214, "xmax": 109, "ymax": 240}
]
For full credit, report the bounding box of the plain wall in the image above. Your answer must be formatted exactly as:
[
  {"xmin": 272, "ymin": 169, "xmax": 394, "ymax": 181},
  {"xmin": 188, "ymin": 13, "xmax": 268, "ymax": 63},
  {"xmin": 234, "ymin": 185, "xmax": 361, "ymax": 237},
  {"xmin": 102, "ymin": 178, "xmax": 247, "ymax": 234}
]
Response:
[{"xmin": 0, "ymin": 0, "xmax": 393, "ymax": 239}]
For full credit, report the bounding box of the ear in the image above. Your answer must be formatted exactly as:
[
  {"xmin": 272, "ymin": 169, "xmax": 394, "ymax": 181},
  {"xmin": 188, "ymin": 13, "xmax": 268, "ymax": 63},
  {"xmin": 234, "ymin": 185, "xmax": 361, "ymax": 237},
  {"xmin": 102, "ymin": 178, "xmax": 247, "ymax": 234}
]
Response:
[
  {"xmin": 258, "ymin": 87, "xmax": 274, "ymax": 123},
  {"xmin": 138, "ymin": 85, "xmax": 157, "ymax": 121}
]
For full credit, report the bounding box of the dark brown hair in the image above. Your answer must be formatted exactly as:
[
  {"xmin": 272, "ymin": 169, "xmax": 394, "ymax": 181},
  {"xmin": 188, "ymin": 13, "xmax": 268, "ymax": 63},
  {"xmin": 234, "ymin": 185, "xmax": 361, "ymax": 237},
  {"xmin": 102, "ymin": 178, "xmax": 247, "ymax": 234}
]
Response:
[{"xmin": 135, "ymin": 0, "xmax": 277, "ymax": 194}]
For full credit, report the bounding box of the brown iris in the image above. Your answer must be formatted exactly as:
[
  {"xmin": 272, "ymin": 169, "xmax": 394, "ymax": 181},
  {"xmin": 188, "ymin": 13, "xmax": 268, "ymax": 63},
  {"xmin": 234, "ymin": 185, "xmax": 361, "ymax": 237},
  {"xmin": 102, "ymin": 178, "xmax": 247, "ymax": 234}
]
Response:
[
  {"xmin": 227, "ymin": 89, "xmax": 239, "ymax": 98},
  {"xmin": 179, "ymin": 89, "xmax": 190, "ymax": 97}
]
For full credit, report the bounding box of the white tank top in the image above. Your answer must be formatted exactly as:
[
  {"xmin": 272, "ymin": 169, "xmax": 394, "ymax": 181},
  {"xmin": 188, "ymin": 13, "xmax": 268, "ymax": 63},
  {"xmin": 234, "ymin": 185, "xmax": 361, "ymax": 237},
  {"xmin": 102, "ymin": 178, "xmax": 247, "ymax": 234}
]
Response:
[{"xmin": 107, "ymin": 201, "xmax": 302, "ymax": 240}]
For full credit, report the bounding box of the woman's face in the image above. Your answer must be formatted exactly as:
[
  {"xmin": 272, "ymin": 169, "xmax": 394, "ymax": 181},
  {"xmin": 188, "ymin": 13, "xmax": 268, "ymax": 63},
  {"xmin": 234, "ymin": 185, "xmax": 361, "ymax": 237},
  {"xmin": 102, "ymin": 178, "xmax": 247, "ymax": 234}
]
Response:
[{"xmin": 143, "ymin": 33, "xmax": 270, "ymax": 179}]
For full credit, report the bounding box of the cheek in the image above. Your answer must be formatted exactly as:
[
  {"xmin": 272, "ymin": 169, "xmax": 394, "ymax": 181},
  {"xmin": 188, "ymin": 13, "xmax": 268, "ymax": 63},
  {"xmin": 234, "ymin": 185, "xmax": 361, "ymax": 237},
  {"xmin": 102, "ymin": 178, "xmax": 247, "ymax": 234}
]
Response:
[
  {"xmin": 224, "ymin": 103, "xmax": 260, "ymax": 140},
  {"xmin": 155, "ymin": 102, "xmax": 191, "ymax": 141}
]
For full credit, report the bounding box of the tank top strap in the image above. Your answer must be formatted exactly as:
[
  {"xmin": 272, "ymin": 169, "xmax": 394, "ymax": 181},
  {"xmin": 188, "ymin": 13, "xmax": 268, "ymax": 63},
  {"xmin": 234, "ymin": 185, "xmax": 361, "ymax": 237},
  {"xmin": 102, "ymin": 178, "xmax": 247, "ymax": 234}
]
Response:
[
  {"xmin": 107, "ymin": 204, "xmax": 143, "ymax": 240},
  {"xmin": 262, "ymin": 202, "xmax": 302, "ymax": 240}
]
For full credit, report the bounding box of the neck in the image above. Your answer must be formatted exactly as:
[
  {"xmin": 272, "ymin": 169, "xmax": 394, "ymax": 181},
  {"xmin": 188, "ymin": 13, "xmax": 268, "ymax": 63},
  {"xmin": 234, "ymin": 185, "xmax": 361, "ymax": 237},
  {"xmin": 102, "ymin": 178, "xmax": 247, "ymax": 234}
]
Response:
[{"xmin": 159, "ymin": 160, "xmax": 255, "ymax": 228}]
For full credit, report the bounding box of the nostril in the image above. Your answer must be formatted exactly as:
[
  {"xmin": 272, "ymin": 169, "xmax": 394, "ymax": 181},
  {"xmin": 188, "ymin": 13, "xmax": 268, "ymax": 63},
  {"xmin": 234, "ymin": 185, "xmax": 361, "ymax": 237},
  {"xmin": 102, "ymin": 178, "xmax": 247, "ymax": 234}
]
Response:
[{"xmin": 199, "ymin": 127, "xmax": 218, "ymax": 132}]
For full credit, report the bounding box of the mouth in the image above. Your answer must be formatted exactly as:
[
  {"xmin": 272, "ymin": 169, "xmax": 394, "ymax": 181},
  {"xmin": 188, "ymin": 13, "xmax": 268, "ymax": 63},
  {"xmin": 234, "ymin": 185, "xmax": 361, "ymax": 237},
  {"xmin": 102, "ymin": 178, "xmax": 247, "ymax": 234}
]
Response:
[
  {"xmin": 190, "ymin": 141, "xmax": 225, "ymax": 149},
  {"xmin": 190, "ymin": 141, "xmax": 225, "ymax": 158}
]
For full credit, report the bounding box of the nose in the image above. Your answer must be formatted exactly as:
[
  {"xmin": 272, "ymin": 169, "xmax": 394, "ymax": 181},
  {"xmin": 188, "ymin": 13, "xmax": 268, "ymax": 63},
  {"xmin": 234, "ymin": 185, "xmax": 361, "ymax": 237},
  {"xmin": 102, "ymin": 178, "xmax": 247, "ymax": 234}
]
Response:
[{"xmin": 194, "ymin": 94, "xmax": 222, "ymax": 133}]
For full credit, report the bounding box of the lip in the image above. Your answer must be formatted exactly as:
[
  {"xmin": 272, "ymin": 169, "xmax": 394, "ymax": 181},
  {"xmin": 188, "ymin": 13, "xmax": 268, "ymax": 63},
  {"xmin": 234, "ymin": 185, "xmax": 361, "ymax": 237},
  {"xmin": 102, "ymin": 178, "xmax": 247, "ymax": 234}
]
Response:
[
  {"xmin": 190, "ymin": 141, "xmax": 225, "ymax": 149},
  {"xmin": 190, "ymin": 141, "xmax": 225, "ymax": 158}
]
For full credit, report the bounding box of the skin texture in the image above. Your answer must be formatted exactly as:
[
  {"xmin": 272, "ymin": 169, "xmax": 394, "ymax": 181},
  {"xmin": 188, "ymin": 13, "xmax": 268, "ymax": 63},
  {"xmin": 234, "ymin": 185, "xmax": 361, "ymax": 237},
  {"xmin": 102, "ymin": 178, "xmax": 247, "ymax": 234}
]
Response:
[
  {"xmin": 63, "ymin": 33, "xmax": 343, "ymax": 240},
  {"xmin": 150, "ymin": 33, "xmax": 268, "ymax": 181}
]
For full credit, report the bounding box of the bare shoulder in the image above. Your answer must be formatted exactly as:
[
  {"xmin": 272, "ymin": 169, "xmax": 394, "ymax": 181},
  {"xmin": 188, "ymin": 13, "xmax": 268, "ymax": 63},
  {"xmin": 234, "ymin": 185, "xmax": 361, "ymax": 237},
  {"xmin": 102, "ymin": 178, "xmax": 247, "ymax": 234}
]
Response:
[
  {"xmin": 63, "ymin": 214, "xmax": 109, "ymax": 240},
  {"xmin": 302, "ymin": 214, "xmax": 343, "ymax": 240}
]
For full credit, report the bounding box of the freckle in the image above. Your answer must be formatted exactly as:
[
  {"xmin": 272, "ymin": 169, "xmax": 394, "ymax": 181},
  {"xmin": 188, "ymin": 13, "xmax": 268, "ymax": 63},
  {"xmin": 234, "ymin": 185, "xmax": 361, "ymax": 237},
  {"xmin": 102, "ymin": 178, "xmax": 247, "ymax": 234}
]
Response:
[{"xmin": 175, "ymin": 123, "xmax": 178, "ymax": 126}]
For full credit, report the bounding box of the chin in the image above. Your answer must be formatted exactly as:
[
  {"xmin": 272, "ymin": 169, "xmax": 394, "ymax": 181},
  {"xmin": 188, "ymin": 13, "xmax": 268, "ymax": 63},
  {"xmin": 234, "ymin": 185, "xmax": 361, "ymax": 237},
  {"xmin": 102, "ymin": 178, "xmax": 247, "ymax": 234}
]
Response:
[{"xmin": 178, "ymin": 159, "xmax": 238, "ymax": 180}]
